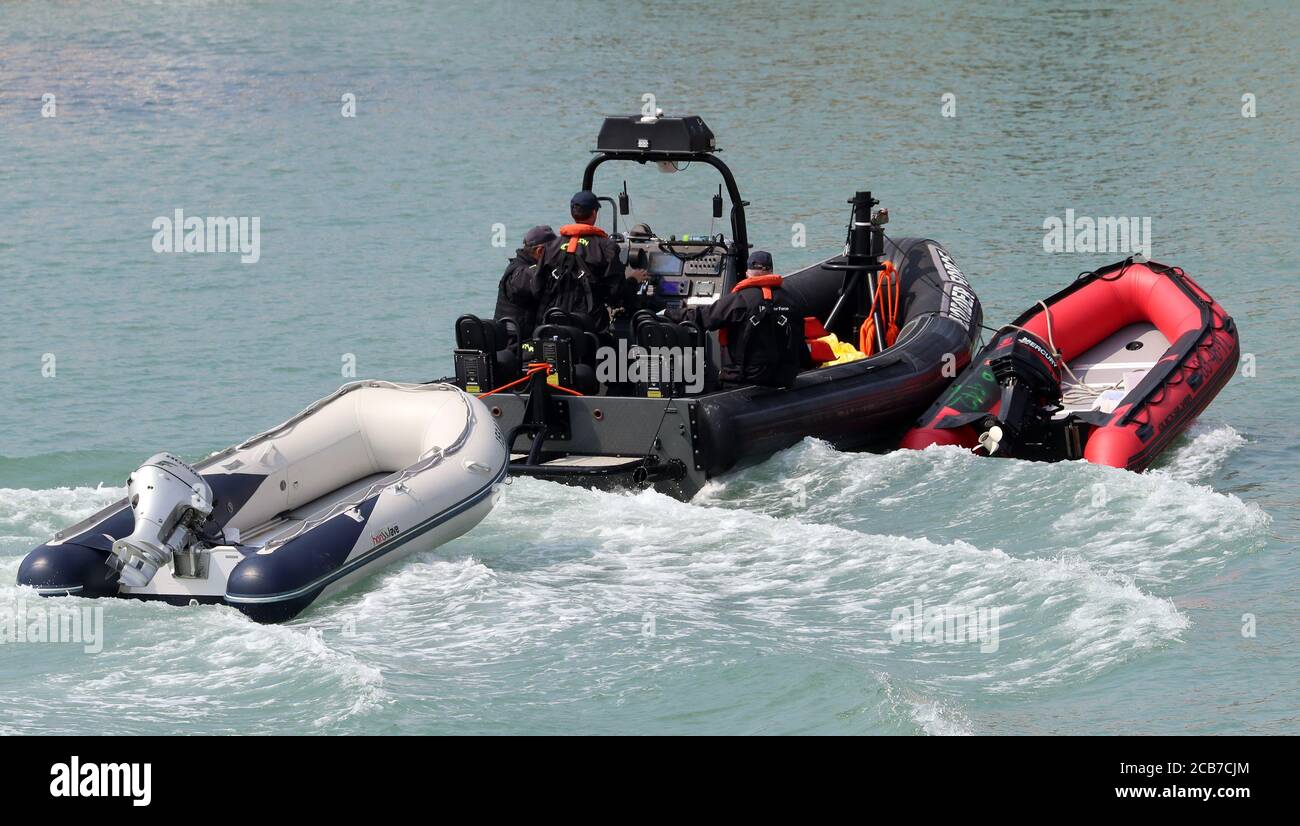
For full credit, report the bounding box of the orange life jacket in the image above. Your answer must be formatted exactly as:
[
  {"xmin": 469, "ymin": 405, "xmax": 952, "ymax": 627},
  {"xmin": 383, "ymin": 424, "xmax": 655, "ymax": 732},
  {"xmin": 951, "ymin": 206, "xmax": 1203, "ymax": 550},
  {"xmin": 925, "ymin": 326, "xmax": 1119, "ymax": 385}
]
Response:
[
  {"xmin": 730, "ymin": 273, "xmax": 784, "ymax": 300},
  {"xmin": 727, "ymin": 275, "xmax": 841, "ymax": 364},
  {"xmin": 558, "ymin": 223, "xmax": 608, "ymax": 253}
]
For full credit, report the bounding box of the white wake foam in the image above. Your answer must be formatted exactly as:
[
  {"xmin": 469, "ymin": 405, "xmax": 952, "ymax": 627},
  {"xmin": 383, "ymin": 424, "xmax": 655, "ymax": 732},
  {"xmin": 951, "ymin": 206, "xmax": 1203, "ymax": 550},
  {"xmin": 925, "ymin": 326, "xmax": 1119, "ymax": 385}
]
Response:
[
  {"xmin": 701, "ymin": 438, "xmax": 1268, "ymax": 590},
  {"xmin": 0, "ymin": 432, "xmax": 1264, "ymax": 733},
  {"xmin": 0, "ymin": 485, "xmax": 123, "ymax": 553},
  {"xmin": 875, "ymin": 671, "xmax": 975, "ymax": 736},
  {"xmin": 1151, "ymin": 423, "xmax": 1248, "ymax": 483},
  {"xmin": 367, "ymin": 478, "xmax": 1197, "ymax": 697}
]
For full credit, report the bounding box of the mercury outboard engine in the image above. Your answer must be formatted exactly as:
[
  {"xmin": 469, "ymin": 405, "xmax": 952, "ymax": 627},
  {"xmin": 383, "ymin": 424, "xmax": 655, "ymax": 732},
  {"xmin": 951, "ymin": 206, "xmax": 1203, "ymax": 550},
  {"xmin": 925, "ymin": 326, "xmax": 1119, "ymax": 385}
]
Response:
[
  {"xmin": 109, "ymin": 453, "xmax": 214, "ymax": 587},
  {"xmin": 977, "ymin": 329, "xmax": 1063, "ymax": 457}
]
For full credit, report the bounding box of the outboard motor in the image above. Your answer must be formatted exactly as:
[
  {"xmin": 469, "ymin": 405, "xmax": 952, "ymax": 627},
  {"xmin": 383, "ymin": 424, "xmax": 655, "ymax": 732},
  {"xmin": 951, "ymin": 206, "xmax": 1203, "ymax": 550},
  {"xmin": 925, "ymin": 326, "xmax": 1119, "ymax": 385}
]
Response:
[
  {"xmin": 109, "ymin": 453, "xmax": 214, "ymax": 587},
  {"xmin": 977, "ymin": 329, "xmax": 1063, "ymax": 457}
]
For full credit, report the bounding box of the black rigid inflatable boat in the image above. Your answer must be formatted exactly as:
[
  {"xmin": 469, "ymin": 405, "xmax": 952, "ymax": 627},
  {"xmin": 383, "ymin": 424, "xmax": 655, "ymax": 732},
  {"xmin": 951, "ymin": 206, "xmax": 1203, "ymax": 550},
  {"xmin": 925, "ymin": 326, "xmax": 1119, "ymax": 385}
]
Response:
[{"xmin": 450, "ymin": 115, "xmax": 983, "ymax": 500}]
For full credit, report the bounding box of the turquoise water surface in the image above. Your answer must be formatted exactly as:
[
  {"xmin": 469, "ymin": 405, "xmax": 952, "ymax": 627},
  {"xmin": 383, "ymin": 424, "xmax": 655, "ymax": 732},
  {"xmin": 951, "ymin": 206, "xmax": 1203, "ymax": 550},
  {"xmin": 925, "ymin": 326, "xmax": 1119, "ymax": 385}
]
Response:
[{"xmin": 1, "ymin": 1, "xmax": 1296, "ymax": 734}]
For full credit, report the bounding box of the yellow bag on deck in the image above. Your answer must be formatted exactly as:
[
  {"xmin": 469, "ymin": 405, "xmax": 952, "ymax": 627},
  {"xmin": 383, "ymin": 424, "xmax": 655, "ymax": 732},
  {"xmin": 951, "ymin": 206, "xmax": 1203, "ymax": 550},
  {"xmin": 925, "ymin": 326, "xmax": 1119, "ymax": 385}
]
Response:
[{"xmin": 815, "ymin": 334, "xmax": 866, "ymax": 367}]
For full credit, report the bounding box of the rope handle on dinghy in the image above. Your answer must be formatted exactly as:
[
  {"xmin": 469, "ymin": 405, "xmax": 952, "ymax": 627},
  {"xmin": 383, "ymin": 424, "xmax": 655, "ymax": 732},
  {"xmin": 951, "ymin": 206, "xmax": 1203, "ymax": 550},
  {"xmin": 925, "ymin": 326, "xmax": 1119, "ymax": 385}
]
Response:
[{"xmin": 1111, "ymin": 263, "xmax": 1233, "ymax": 428}]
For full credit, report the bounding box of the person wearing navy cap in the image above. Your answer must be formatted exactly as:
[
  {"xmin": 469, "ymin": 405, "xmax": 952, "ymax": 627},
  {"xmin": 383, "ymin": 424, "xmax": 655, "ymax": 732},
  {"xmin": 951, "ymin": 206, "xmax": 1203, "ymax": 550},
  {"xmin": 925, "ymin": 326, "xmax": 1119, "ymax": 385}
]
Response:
[
  {"xmin": 695, "ymin": 248, "xmax": 809, "ymax": 388},
  {"xmin": 536, "ymin": 190, "xmax": 629, "ymax": 329},
  {"xmin": 746, "ymin": 250, "xmax": 775, "ymax": 276},
  {"xmin": 570, "ymin": 190, "xmax": 601, "ymax": 216},
  {"xmin": 494, "ymin": 224, "xmax": 557, "ymax": 336}
]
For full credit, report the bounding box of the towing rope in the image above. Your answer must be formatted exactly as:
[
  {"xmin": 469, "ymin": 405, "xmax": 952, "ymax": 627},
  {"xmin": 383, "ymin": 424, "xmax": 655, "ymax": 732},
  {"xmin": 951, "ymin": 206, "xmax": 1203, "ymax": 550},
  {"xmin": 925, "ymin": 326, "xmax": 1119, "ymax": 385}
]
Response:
[
  {"xmin": 476, "ymin": 363, "xmax": 585, "ymax": 399},
  {"xmin": 995, "ymin": 300, "xmax": 1105, "ymax": 406}
]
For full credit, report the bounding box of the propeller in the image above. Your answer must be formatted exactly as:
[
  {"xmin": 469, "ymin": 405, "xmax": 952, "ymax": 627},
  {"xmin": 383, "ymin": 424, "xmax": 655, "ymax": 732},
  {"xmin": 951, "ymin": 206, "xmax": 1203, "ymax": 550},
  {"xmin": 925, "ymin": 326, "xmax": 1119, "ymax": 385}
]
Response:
[{"xmin": 976, "ymin": 425, "xmax": 1003, "ymax": 455}]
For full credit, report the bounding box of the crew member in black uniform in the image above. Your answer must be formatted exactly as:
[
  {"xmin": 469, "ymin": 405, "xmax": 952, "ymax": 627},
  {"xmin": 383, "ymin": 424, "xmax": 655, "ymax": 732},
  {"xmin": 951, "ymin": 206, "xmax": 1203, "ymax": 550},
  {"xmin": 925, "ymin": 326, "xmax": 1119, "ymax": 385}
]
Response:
[
  {"xmin": 493, "ymin": 224, "xmax": 556, "ymax": 336},
  {"xmin": 698, "ymin": 250, "xmax": 809, "ymax": 387},
  {"xmin": 538, "ymin": 191, "xmax": 632, "ymax": 328}
]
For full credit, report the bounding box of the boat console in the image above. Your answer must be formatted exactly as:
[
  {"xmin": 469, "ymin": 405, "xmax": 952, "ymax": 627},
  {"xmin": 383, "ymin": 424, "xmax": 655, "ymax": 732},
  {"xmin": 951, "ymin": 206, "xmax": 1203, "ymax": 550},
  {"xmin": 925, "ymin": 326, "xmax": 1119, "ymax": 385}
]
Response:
[
  {"xmin": 589, "ymin": 112, "xmax": 750, "ymax": 303},
  {"xmin": 624, "ymin": 232, "xmax": 730, "ymax": 315}
]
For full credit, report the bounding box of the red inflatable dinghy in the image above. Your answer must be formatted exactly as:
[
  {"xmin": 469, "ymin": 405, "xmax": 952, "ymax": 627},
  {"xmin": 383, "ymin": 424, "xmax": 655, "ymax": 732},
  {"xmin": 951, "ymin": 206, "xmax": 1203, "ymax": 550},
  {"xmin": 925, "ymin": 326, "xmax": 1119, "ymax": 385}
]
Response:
[{"xmin": 901, "ymin": 258, "xmax": 1239, "ymax": 470}]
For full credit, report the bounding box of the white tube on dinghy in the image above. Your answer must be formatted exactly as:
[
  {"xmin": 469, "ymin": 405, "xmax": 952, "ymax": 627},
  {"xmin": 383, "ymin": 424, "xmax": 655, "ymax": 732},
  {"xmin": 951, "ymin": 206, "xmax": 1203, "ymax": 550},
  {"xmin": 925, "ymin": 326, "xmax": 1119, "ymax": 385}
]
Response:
[{"xmin": 18, "ymin": 382, "xmax": 508, "ymax": 622}]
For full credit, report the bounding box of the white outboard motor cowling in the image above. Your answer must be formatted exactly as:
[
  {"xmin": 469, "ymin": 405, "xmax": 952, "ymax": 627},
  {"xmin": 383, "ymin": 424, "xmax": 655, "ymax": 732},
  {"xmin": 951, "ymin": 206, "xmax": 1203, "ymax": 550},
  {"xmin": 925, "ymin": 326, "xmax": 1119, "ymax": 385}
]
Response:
[{"xmin": 109, "ymin": 453, "xmax": 215, "ymax": 588}]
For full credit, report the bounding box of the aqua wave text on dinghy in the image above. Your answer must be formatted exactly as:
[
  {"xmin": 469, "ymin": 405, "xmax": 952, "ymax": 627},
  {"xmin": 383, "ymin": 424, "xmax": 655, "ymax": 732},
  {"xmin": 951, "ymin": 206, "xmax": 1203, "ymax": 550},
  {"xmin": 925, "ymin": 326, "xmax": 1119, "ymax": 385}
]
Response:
[{"xmin": 17, "ymin": 383, "xmax": 509, "ymax": 622}]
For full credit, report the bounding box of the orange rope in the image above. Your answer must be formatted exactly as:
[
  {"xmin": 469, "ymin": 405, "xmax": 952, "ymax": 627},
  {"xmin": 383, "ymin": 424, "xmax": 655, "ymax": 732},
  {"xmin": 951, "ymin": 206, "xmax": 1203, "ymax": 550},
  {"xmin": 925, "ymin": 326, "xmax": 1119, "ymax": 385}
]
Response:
[
  {"xmin": 475, "ymin": 362, "xmax": 585, "ymax": 398},
  {"xmin": 858, "ymin": 260, "xmax": 900, "ymax": 357},
  {"xmin": 476, "ymin": 365, "xmax": 547, "ymax": 399}
]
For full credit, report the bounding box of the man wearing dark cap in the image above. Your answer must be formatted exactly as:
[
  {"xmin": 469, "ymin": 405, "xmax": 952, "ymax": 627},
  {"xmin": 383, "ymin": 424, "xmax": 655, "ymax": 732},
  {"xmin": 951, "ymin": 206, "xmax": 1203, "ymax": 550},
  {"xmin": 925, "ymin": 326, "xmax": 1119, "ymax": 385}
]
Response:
[
  {"xmin": 695, "ymin": 248, "xmax": 809, "ymax": 387},
  {"xmin": 494, "ymin": 224, "xmax": 557, "ymax": 336},
  {"xmin": 536, "ymin": 191, "xmax": 629, "ymax": 328},
  {"xmin": 745, "ymin": 250, "xmax": 774, "ymax": 277}
]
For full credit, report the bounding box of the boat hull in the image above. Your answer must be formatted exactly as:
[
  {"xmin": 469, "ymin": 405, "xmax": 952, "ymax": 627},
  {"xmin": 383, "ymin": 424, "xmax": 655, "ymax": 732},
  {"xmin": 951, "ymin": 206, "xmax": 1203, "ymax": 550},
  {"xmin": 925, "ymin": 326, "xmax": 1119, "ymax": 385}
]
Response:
[{"xmin": 496, "ymin": 237, "xmax": 983, "ymax": 499}]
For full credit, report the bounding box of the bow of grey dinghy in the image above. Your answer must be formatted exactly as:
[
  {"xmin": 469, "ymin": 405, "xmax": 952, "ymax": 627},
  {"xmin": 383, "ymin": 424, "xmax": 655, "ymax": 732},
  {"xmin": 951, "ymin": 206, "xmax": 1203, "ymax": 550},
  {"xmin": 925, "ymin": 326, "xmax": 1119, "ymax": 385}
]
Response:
[{"xmin": 17, "ymin": 382, "xmax": 509, "ymax": 622}]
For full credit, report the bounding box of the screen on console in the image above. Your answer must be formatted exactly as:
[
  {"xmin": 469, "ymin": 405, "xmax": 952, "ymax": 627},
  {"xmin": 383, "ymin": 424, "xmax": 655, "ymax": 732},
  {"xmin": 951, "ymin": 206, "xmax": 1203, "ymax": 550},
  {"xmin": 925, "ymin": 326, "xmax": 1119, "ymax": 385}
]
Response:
[{"xmin": 647, "ymin": 252, "xmax": 682, "ymax": 275}]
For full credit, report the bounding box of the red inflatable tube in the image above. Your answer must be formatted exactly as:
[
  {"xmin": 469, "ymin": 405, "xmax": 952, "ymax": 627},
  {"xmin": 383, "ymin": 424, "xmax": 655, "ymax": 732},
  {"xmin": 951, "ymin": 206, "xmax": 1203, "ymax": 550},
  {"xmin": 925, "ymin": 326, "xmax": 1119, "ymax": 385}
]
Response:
[{"xmin": 901, "ymin": 259, "xmax": 1239, "ymax": 470}]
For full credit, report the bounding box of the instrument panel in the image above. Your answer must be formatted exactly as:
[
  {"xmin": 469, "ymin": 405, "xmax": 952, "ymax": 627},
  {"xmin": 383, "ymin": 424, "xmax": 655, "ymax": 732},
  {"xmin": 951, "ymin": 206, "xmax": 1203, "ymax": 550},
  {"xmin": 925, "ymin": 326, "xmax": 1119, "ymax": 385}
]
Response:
[{"xmin": 624, "ymin": 235, "xmax": 729, "ymax": 313}]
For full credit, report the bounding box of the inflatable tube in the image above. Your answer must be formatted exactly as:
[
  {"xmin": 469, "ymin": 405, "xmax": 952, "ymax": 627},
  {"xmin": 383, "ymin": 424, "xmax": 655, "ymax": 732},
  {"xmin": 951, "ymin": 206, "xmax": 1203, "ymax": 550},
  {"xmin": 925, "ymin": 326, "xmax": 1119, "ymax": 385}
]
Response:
[
  {"xmin": 17, "ymin": 383, "xmax": 508, "ymax": 622},
  {"xmin": 901, "ymin": 259, "xmax": 1238, "ymax": 470},
  {"xmin": 694, "ymin": 236, "xmax": 982, "ymax": 475}
]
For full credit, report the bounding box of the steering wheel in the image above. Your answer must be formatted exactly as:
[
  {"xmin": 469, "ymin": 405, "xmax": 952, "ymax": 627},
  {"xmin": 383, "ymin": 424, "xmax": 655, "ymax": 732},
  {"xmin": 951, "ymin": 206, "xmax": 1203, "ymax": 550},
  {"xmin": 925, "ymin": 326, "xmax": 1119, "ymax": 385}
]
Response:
[{"xmin": 657, "ymin": 235, "xmax": 727, "ymax": 262}]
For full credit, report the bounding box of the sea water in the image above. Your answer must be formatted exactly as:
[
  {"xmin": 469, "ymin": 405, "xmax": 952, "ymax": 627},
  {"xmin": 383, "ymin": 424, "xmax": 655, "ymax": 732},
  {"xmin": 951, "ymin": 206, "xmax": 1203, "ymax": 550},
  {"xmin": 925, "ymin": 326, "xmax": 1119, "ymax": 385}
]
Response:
[{"xmin": 0, "ymin": 0, "xmax": 1295, "ymax": 734}]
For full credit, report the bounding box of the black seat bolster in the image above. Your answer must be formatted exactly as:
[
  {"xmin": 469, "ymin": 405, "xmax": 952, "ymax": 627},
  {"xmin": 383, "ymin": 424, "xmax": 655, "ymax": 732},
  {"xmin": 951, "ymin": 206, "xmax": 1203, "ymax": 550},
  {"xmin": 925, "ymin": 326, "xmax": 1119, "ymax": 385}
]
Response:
[
  {"xmin": 494, "ymin": 347, "xmax": 521, "ymax": 384},
  {"xmin": 495, "ymin": 317, "xmax": 520, "ymax": 349},
  {"xmin": 455, "ymin": 313, "xmax": 499, "ymax": 354}
]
